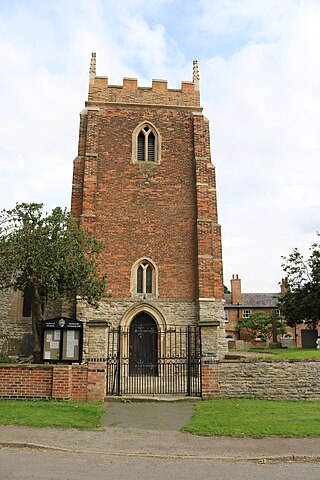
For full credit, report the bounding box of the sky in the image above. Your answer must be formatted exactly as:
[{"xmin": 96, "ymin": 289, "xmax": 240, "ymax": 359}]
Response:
[{"xmin": 0, "ymin": 0, "xmax": 319, "ymax": 293}]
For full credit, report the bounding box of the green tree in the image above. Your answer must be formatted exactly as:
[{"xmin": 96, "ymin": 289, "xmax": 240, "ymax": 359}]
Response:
[
  {"xmin": 0, "ymin": 203, "xmax": 106, "ymax": 362},
  {"xmin": 237, "ymin": 312, "xmax": 286, "ymax": 342},
  {"xmin": 280, "ymin": 234, "xmax": 320, "ymax": 330}
]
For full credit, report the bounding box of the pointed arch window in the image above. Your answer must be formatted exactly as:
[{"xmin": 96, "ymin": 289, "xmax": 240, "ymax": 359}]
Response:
[
  {"xmin": 22, "ymin": 286, "xmax": 32, "ymax": 318},
  {"xmin": 131, "ymin": 258, "xmax": 158, "ymax": 297},
  {"xmin": 137, "ymin": 261, "xmax": 153, "ymax": 294},
  {"xmin": 133, "ymin": 123, "xmax": 160, "ymax": 164}
]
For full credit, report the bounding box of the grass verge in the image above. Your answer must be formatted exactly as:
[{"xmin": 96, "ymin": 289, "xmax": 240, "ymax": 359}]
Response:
[
  {"xmin": 0, "ymin": 400, "xmax": 105, "ymax": 430},
  {"xmin": 236, "ymin": 348, "xmax": 320, "ymax": 361},
  {"xmin": 183, "ymin": 398, "xmax": 320, "ymax": 438},
  {"xmin": 249, "ymin": 348, "xmax": 320, "ymax": 360}
]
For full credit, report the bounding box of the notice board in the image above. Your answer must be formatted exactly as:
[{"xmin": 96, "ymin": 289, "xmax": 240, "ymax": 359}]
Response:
[{"xmin": 42, "ymin": 317, "xmax": 83, "ymax": 363}]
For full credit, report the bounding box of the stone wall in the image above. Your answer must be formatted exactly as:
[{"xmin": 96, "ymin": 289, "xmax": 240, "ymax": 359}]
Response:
[
  {"xmin": 0, "ymin": 289, "xmax": 25, "ymax": 355},
  {"xmin": 202, "ymin": 360, "xmax": 320, "ymax": 401},
  {"xmin": 78, "ymin": 298, "xmax": 199, "ymax": 357},
  {"xmin": 0, "ymin": 288, "xmax": 62, "ymax": 357}
]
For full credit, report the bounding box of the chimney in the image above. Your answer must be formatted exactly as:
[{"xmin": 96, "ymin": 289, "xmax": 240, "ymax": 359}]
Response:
[
  {"xmin": 281, "ymin": 277, "xmax": 288, "ymax": 294},
  {"xmin": 231, "ymin": 274, "xmax": 242, "ymax": 305}
]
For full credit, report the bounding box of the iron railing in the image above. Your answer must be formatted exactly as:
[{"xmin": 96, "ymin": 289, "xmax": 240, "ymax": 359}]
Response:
[{"xmin": 106, "ymin": 325, "xmax": 201, "ymax": 396}]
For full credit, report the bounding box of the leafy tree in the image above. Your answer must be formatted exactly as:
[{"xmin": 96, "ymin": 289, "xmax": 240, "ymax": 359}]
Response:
[
  {"xmin": 237, "ymin": 312, "xmax": 286, "ymax": 342},
  {"xmin": 280, "ymin": 235, "xmax": 320, "ymax": 330},
  {"xmin": 0, "ymin": 203, "xmax": 106, "ymax": 362},
  {"xmin": 224, "ymin": 285, "xmax": 231, "ymax": 294}
]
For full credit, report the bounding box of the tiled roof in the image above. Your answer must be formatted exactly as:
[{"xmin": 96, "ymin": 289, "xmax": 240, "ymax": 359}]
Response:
[{"xmin": 224, "ymin": 293, "xmax": 280, "ymax": 308}]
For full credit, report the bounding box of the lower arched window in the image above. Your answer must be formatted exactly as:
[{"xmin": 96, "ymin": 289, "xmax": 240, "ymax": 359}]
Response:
[
  {"xmin": 137, "ymin": 261, "xmax": 153, "ymax": 294},
  {"xmin": 131, "ymin": 258, "xmax": 158, "ymax": 297}
]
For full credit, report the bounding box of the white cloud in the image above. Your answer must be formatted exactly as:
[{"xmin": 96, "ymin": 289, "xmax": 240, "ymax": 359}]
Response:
[
  {"xmin": 200, "ymin": 0, "xmax": 320, "ymax": 290},
  {"xmin": 0, "ymin": 0, "xmax": 319, "ymax": 292}
]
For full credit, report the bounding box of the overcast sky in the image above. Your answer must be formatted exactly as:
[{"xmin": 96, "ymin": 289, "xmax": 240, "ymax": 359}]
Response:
[{"xmin": 0, "ymin": 0, "xmax": 319, "ymax": 292}]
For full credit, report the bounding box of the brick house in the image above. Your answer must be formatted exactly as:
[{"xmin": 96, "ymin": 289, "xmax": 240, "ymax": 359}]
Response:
[
  {"xmin": 224, "ymin": 275, "xmax": 319, "ymax": 347},
  {"xmin": 224, "ymin": 275, "xmax": 282, "ymax": 344}
]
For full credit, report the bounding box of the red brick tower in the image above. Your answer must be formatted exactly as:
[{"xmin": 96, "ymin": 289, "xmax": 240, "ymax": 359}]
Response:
[{"xmin": 71, "ymin": 54, "xmax": 226, "ymax": 361}]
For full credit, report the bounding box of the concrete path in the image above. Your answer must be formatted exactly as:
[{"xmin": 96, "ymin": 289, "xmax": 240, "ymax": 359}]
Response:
[
  {"xmin": 0, "ymin": 401, "xmax": 319, "ymax": 463},
  {"xmin": 103, "ymin": 400, "xmax": 195, "ymax": 430}
]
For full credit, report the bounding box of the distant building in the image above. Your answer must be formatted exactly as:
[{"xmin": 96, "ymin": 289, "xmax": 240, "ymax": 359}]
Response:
[
  {"xmin": 224, "ymin": 275, "xmax": 283, "ymax": 343},
  {"xmin": 224, "ymin": 275, "xmax": 319, "ymax": 348}
]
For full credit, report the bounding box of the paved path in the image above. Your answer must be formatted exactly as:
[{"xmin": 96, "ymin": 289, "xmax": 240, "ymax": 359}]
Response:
[
  {"xmin": 0, "ymin": 401, "xmax": 319, "ymax": 463},
  {"xmin": 103, "ymin": 400, "xmax": 195, "ymax": 430}
]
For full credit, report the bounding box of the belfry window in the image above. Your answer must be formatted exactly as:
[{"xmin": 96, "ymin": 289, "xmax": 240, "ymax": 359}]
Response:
[{"xmin": 133, "ymin": 123, "xmax": 160, "ymax": 163}]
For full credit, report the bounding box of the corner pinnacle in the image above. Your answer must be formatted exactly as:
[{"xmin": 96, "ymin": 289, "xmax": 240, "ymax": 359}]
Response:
[
  {"xmin": 193, "ymin": 60, "xmax": 200, "ymax": 91},
  {"xmin": 90, "ymin": 52, "xmax": 96, "ymax": 82}
]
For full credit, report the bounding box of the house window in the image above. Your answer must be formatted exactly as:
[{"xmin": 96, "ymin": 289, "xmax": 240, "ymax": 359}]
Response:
[
  {"xmin": 224, "ymin": 309, "xmax": 229, "ymax": 323},
  {"xmin": 274, "ymin": 309, "xmax": 281, "ymax": 317},
  {"xmin": 242, "ymin": 309, "xmax": 251, "ymax": 319},
  {"xmin": 133, "ymin": 123, "xmax": 160, "ymax": 163},
  {"xmin": 131, "ymin": 258, "xmax": 158, "ymax": 297}
]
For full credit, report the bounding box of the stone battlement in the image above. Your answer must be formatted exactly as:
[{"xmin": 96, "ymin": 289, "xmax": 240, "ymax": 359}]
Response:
[{"xmin": 87, "ymin": 53, "xmax": 201, "ymax": 108}]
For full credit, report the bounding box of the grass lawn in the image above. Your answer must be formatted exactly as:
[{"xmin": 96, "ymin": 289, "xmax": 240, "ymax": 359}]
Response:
[
  {"xmin": 0, "ymin": 400, "xmax": 105, "ymax": 430},
  {"xmin": 183, "ymin": 398, "xmax": 320, "ymax": 438},
  {"xmin": 242, "ymin": 348, "xmax": 320, "ymax": 360}
]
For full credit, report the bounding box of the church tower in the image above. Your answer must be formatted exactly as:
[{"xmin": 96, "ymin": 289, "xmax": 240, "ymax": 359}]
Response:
[{"xmin": 71, "ymin": 54, "xmax": 227, "ymax": 371}]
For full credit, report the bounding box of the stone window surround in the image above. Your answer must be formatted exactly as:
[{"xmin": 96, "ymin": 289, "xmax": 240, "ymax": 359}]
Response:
[
  {"xmin": 130, "ymin": 257, "xmax": 158, "ymax": 299},
  {"xmin": 10, "ymin": 289, "xmax": 32, "ymax": 323},
  {"xmin": 132, "ymin": 121, "xmax": 161, "ymax": 164}
]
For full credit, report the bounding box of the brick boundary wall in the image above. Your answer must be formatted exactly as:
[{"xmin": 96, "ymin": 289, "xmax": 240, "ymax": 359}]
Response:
[
  {"xmin": 1, "ymin": 359, "xmax": 320, "ymax": 401},
  {"xmin": 0, "ymin": 363, "xmax": 100, "ymax": 401},
  {"xmin": 201, "ymin": 359, "xmax": 320, "ymax": 401}
]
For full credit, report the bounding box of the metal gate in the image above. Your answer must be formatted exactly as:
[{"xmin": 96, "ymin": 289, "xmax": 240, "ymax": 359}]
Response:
[{"xmin": 106, "ymin": 325, "xmax": 201, "ymax": 396}]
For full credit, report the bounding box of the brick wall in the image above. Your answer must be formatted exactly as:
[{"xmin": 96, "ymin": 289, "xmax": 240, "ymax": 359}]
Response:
[
  {"xmin": 225, "ymin": 307, "xmax": 276, "ymax": 341},
  {"xmin": 72, "ymin": 69, "xmax": 223, "ymax": 304},
  {"xmin": 0, "ymin": 363, "xmax": 97, "ymax": 401},
  {"xmin": 87, "ymin": 77, "xmax": 201, "ymax": 107},
  {"xmin": 74, "ymin": 104, "xmax": 200, "ymax": 300}
]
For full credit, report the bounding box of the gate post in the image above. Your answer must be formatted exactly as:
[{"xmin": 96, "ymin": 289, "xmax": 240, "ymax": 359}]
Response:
[
  {"xmin": 87, "ymin": 359, "xmax": 107, "ymax": 401},
  {"xmin": 199, "ymin": 323, "xmax": 221, "ymax": 399}
]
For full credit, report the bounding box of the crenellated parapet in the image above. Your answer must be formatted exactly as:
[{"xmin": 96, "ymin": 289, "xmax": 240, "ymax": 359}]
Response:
[{"xmin": 87, "ymin": 53, "xmax": 201, "ymax": 109}]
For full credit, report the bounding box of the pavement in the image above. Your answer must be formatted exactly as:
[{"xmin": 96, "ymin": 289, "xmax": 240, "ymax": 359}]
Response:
[{"xmin": 0, "ymin": 399, "xmax": 320, "ymax": 463}]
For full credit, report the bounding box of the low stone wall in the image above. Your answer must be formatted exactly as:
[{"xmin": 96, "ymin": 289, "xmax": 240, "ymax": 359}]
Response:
[{"xmin": 202, "ymin": 360, "xmax": 320, "ymax": 401}]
